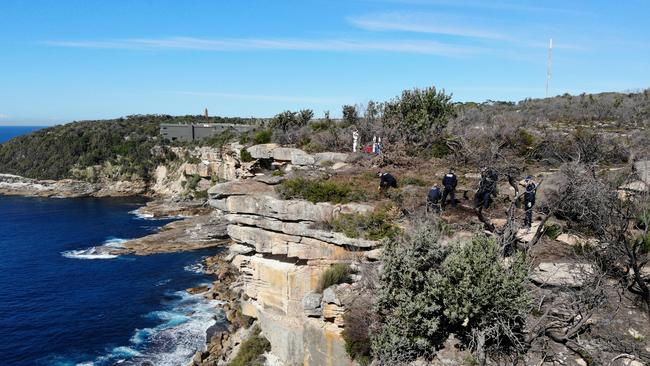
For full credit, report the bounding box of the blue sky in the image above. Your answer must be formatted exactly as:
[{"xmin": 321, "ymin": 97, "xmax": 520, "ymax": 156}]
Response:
[{"xmin": 1, "ymin": 0, "xmax": 649, "ymax": 125}]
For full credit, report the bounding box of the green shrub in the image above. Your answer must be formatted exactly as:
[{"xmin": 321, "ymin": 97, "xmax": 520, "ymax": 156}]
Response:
[
  {"xmin": 310, "ymin": 120, "xmax": 332, "ymax": 131},
  {"xmin": 238, "ymin": 131, "xmax": 250, "ymax": 144},
  {"xmin": 185, "ymin": 174, "xmax": 201, "ymax": 191},
  {"xmin": 543, "ymin": 223, "xmax": 562, "ymax": 240},
  {"xmin": 331, "ymin": 206, "xmax": 402, "ymax": 240},
  {"xmin": 317, "ymin": 264, "xmax": 351, "ymax": 292},
  {"xmin": 430, "ymin": 140, "xmax": 452, "ymax": 158},
  {"xmin": 303, "ymin": 142, "xmax": 327, "ymax": 153},
  {"xmin": 252, "ymin": 129, "xmax": 272, "ymax": 144},
  {"xmin": 194, "ymin": 189, "xmax": 208, "ymax": 200},
  {"xmin": 343, "ymin": 302, "xmax": 373, "ymax": 365},
  {"xmin": 439, "ymin": 235, "xmax": 530, "ymax": 353},
  {"xmin": 227, "ymin": 325, "xmax": 271, "ymax": 366},
  {"xmin": 272, "ymin": 169, "xmax": 285, "ymax": 177},
  {"xmin": 372, "ymin": 227, "xmax": 531, "ymax": 363},
  {"xmin": 372, "ymin": 225, "xmax": 450, "ymax": 362},
  {"xmin": 572, "ymin": 242, "xmax": 594, "ymax": 256},
  {"xmin": 277, "ymin": 178, "xmax": 367, "ymax": 204},
  {"xmin": 402, "ymin": 176, "xmax": 428, "ymax": 186},
  {"xmin": 240, "ymin": 148, "xmax": 254, "ymax": 162}
]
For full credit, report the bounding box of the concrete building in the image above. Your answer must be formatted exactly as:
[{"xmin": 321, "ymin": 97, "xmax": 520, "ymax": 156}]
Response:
[{"xmin": 160, "ymin": 123, "xmax": 255, "ymax": 142}]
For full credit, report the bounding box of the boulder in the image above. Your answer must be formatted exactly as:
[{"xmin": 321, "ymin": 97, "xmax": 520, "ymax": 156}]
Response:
[
  {"xmin": 273, "ymin": 147, "xmax": 304, "ymax": 161},
  {"xmin": 212, "ymin": 194, "xmax": 373, "ymax": 223},
  {"xmin": 291, "ymin": 151, "xmax": 315, "ymax": 166},
  {"xmin": 365, "ymin": 248, "xmax": 383, "ymax": 261},
  {"xmin": 184, "ymin": 163, "xmax": 199, "ymax": 175},
  {"xmin": 208, "ymin": 180, "xmax": 275, "ymax": 199},
  {"xmin": 556, "ymin": 233, "xmax": 582, "ymax": 246},
  {"xmin": 635, "ymin": 160, "xmax": 650, "ymax": 185},
  {"xmin": 322, "ymin": 287, "xmax": 341, "ymax": 306},
  {"xmin": 530, "ymin": 262, "xmax": 595, "ymax": 287},
  {"xmin": 303, "ymin": 293, "xmax": 323, "ymax": 317},
  {"xmin": 247, "ymin": 143, "xmax": 279, "ymax": 159},
  {"xmin": 313, "ymin": 152, "xmax": 349, "ymax": 165},
  {"xmin": 197, "ymin": 163, "xmax": 211, "ymax": 177}
]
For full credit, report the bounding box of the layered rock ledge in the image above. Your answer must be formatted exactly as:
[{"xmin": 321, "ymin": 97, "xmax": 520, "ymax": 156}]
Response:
[{"xmin": 207, "ymin": 178, "xmax": 379, "ymax": 365}]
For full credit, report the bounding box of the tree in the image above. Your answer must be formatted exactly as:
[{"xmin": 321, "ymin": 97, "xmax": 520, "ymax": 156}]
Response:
[
  {"xmin": 342, "ymin": 105, "xmax": 359, "ymax": 126},
  {"xmin": 382, "ymin": 87, "xmax": 456, "ymax": 147},
  {"xmin": 297, "ymin": 109, "xmax": 314, "ymax": 127},
  {"xmin": 269, "ymin": 110, "xmax": 298, "ymax": 133}
]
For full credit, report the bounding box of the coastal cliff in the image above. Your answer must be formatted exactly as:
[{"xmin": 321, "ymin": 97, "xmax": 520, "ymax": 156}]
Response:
[
  {"xmin": 204, "ymin": 177, "xmax": 377, "ymax": 366},
  {"xmin": 0, "ymin": 144, "xmax": 250, "ymax": 198}
]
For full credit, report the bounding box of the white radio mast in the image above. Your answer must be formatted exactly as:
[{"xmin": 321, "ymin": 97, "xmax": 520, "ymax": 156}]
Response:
[{"xmin": 545, "ymin": 38, "xmax": 553, "ymax": 98}]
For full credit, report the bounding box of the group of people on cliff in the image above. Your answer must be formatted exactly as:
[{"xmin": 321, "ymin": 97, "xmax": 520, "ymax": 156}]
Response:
[{"xmin": 377, "ymin": 168, "xmax": 538, "ymax": 228}]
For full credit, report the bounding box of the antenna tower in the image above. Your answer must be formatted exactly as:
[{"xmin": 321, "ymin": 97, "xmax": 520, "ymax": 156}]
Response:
[{"xmin": 545, "ymin": 38, "xmax": 553, "ymax": 98}]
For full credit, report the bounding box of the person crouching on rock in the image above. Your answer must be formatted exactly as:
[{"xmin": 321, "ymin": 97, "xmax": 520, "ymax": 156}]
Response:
[
  {"xmin": 377, "ymin": 171, "xmax": 398, "ymax": 194},
  {"xmin": 427, "ymin": 184, "xmax": 442, "ymax": 213}
]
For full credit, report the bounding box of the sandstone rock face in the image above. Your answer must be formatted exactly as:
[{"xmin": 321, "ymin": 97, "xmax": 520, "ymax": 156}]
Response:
[
  {"xmin": 635, "ymin": 160, "xmax": 650, "ymax": 185},
  {"xmin": 530, "ymin": 262, "xmax": 595, "ymax": 287},
  {"xmin": 211, "ymin": 177, "xmax": 376, "ymax": 365},
  {"xmin": 0, "ymin": 174, "xmax": 143, "ymax": 198},
  {"xmin": 313, "ymin": 152, "xmax": 349, "ymax": 165},
  {"xmin": 245, "ymin": 144, "xmax": 350, "ymax": 167},
  {"xmin": 247, "ymin": 143, "xmax": 280, "ymax": 159},
  {"xmin": 211, "ymin": 193, "xmax": 373, "ymax": 223},
  {"xmin": 303, "ymin": 293, "xmax": 323, "ymax": 317},
  {"xmin": 208, "ymin": 180, "xmax": 275, "ymax": 199}
]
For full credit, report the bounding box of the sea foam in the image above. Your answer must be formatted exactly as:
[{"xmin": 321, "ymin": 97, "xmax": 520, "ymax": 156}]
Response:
[
  {"xmin": 77, "ymin": 291, "xmax": 223, "ymax": 366},
  {"xmin": 61, "ymin": 237, "xmax": 128, "ymax": 260}
]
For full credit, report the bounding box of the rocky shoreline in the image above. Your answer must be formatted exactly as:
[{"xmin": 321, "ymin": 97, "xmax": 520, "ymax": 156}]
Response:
[{"xmin": 0, "ymin": 173, "xmax": 148, "ymax": 198}]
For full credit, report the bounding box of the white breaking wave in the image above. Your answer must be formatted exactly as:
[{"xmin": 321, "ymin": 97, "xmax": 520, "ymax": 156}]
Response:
[
  {"xmin": 61, "ymin": 248, "xmax": 118, "ymax": 260},
  {"xmin": 184, "ymin": 256, "xmax": 211, "ymax": 274},
  {"xmin": 61, "ymin": 237, "xmax": 128, "ymax": 260},
  {"xmin": 129, "ymin": 209, "xmax": 156, "ymax": 220},
  {"xmin": 78, "ymin": 291, "xmax": 224, "ymax": 366}
]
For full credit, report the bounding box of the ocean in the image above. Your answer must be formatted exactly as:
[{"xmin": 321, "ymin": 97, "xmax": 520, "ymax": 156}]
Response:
[
  {"xmin": 0, "ymin": 128, "xmax": 222, "ymax": 365},
  {"xmin": 0, "ymin": 126, "xmax": 45, "ymax": 143}
]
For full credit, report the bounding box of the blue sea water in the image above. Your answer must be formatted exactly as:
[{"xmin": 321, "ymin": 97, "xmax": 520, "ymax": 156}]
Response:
[
  {"xmin": 0, "ymin": 126, "xmax": 45, "ymax": 143},
  {"xmin": 0, "ymin": 196, "xmax": 222, "ymax": 366}
]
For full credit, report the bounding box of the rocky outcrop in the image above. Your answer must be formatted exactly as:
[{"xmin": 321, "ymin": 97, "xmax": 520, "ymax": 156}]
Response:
[
  {"xmin": 208, "ymin": 178, "xmax": 378, "ymax": 365},
  {"xmin": 113, "ymin": 213, "xmax": 229, "ymax": 255},
  {"xmin": 530, "ymin": 262, "xmax": 596, "ymax": 287},
  {"xmin": 0, "ymin": 173, "xmax": 146, "ymax": 197},
  {"xmin": 245, "ymin": 144, "xmax": 350, "ymax": 168}
]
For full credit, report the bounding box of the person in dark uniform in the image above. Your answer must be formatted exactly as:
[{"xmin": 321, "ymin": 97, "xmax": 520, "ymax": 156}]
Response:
[
  {"xmin": 475, "ymin": 167, "xmax": 498, "ymax": 209},
  {"xmin": 377, "ymin": 172, "xmax": 398, "ymax": 192},
  {"xmin": 427, "ymin": 184, "xmax": 442, "ymax": 213},
  {"xmin": 441, "ymin": 168, "xmax": 458, "ymax": 209},
  {"xmin": 521, "ymin": 176, "xmax": 537, "ymax": 228}
]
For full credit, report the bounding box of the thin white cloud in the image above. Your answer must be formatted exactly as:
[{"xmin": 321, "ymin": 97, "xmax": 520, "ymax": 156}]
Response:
[
  {"xmin": 349, "ymin": 12, "xmax": 509, "ymax": 41},
  {"xmin": 360, "ymin": 0, "xmax": 588, "ymax": 16},
  {"xmin": 0, "ymin": 114, "xmax": 9, "ymax": 119},
  {"xmin": 173, "ymin": 91, "xmax": 347, "ymax": 105},
  {"xmin": 349, "ymin": 12, "xmax": 583, "ymax": 50},
  {"xmin": 44, "ymin": 36, "xmax": 480, "ymax": 56}
]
